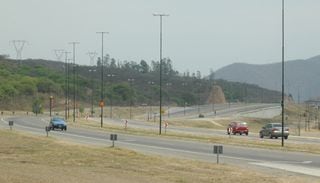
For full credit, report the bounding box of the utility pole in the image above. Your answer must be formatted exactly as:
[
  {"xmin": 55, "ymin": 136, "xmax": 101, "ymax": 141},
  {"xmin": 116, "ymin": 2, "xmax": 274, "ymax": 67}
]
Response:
[
  {"xmin": 67, "ymin": 58, "xmax": 72, "ymax": 119},
  {"xmin": 88, "ymin": 51, "xmax": 97, "ymax": 117},
  {"xmin": 64, "ymin": 51, "xmax": 71, "ymax": 120},
  {"xmin": 182, "ymin": 82, "xmax": 187, "ymax": 116},
  {"xmin": 153, "ymin": 13, "xmax": 169, "ymax": 135},
  {"xmin": 210, "ymin": 70, "xmax": 215, "ymax": 113},
  {"xmin": 107, "ymin": 74, "xmax": 116, "ymax": 118},
  {"xmin": 128, "ymin": 78, "xmax": 135, "ymax": 119},
  {"xmin": 97, "ymin": 32, "xmax": 108, "ymax": 128},
  {"xmin": 69, "ymin": 42, "xmax": 79, "ymax": 123},
  {"xmin": 281, "ymin": 0, "xmax": 285, "ymax": 147}
]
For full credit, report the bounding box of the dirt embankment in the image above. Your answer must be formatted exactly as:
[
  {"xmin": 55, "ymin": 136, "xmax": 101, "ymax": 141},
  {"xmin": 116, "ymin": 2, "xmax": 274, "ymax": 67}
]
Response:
[{"xmin": 207, "ymin": 85, "xmax": 226, "ymax": 104}]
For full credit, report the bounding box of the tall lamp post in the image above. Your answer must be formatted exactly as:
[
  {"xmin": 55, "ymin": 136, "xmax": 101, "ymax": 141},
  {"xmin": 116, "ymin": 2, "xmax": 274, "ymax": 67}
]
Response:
[
  {"xmin": 89, "ymin": 69, "xmax": 96, "ymax": 116},
  {"xmin": 153, "ymin": 13, "xmax": 169, "ymax": 135},
  {"xmin": 148, "ymin": 81, "xmax": 155, "ymax": 121},
  {"xmin": 198, "ymin": 83, "xmax": 202, "ymax": 114},
  {"xmin": 107, "ymin": 74, "xmax": 115, "ymax": 118},
  {"xmin": 64, "ymin": 51, "xmax": 71, "ymax": 120},
  {"xmin": 97, "ymin": 32, "xmax": 108, "ymax": 128},
  {"xmin": 128, "ymin": 78, "xmax": 135, "ymax": 119},
  {"xmin": 69, "ymin": 42, "xmax": 79, "ymax": 123},
  {"xmin": 88, "ymin": 51, "xmax": 97, "ymax": 117},
  {"xmin": 49, "ymin": 96, "xmax": 53, "ymax": 117},
  {"xmin": 281, "ymin": 0, "xmax": 285, "ymax": 147},
  {"xmin": 166, "ymin": 82, "xmax": 172, "ymax": 118},
  {"xmin": 182, "ymin": 82, "xmax": 187, "ymax": 116}
]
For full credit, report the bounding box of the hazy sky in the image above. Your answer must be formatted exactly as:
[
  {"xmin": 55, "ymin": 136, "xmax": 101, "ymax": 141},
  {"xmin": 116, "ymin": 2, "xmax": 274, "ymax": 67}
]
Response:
[{"xmin": 1, "ymin": 0, "xmax": 320, "ymax": 75}]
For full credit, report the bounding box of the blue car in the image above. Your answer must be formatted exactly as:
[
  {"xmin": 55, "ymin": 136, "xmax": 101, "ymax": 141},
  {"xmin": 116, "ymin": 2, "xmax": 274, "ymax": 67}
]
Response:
[{"xmin": 49, "ymin": 117, "xmax": 67, "ymax": 131}]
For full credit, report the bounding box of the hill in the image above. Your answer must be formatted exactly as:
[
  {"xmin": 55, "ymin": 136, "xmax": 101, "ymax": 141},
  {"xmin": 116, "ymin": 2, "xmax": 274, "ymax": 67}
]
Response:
[
  {"xmin": 215, "ymin": 55, "xmax": 320, "ymax": 101},
  {"xmin": 0, "ymin": 54, "xmax": 282, "ymax": 113}
]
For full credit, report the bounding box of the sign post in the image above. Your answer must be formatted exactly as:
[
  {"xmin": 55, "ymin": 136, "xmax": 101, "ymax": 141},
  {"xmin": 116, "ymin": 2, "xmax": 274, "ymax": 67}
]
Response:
[
  {"xmin": 213, "ymin": 145, "xmax": 223, "ymax": 164},
  {"xmin": 9, "ymin": 121, "xmax": 13, "ymax": 130},
  {"xmin": 110, "ymin": 134, "xmax": 118, "ymax": 147},
  {"xmin": 45, "ymin": 126, "xmax": 50, "ymax": 137},
  {"xmin": 164, "ymin": 122, "xmax": 168, "ymax": 134}
]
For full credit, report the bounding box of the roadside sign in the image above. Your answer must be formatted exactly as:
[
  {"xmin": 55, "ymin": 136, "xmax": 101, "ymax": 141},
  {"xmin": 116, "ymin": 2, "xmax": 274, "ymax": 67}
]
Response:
[
  {"xmin": 213, "ymin": 145, "xmax": 223, "ymax": 164},
  {"xmin": 99, "ymin": 100, "xmax": 104, "ymax": 107},
  {"xmin": 45, "ymin": 126, "xmax": 50, "ymax": 137},
  {"xmin": 110, "ymin": 134, "xmax": 118, "ymax": 147},
  {"xmin": 161, "ymin": 109, "xmax": 165, "ymax": 114},
  {"xmin": 213, "ymin": 145, "xmax": 223, "ymax": 154},
  {"xmin": 9, "ymin": 121, "xmax": 13, "ymax": 130}
]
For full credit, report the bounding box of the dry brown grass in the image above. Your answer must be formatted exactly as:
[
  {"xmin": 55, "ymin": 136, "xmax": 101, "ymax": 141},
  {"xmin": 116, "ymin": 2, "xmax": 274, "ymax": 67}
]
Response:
[
  {"xmin": 67, "ymin": 117, "xmax": 320, "ymax": 155},
  {"xmin": 0, "ymin": 129, "xmax": 317, "ymax": 183}
]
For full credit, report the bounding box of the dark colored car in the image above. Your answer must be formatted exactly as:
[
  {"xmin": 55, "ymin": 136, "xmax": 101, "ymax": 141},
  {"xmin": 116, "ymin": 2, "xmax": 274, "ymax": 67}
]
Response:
[
  {"xmin": 49, "ymin": 117, "xmax": 67, "ymax": 131},
  {"xmin": 227, "ymin": 121, "xmax": 249, "ymax": 135},
  {"xmin": 259, "ymin": 123, "xmax": 289, "ymax": 139}
]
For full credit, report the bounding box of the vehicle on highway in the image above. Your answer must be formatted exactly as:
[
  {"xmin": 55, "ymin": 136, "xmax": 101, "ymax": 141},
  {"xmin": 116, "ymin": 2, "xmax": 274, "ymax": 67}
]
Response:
[
  {"xmin": 49, "ymin": 117, "xmax": 67, "ymax": 131},
  {"xmin": 259, "ymin": 123, "xmax": 289, "ymax": 139},
  {"xmin": 227, "ymin": 121, "xmax": 249, "ymax": 135}
]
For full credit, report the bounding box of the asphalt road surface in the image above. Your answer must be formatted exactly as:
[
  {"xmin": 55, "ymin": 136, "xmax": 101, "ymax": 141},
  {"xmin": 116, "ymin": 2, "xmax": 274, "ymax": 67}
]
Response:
[{"xmin": 1, "ymin": 115, "xmax": 320, "ymax": 178}]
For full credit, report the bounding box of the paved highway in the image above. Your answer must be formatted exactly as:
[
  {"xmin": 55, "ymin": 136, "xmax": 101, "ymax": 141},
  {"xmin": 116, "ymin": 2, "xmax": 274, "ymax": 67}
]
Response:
[{"xmin": 1, "ymin": 115, "xmax": 320, "ymax": 178}]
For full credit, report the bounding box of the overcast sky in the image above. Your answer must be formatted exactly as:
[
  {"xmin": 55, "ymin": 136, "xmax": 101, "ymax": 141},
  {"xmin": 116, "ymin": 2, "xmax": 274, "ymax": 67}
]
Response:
[{"xmin": 1, "ymin": 0, "xmax": 320, "ymax": 75}]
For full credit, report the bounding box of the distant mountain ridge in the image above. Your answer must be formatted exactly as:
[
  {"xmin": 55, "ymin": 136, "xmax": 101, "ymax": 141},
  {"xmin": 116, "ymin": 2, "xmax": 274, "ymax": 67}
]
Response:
[{"xmin": 215, "ymin": 55, "xmax": 320, "ymax": 101}]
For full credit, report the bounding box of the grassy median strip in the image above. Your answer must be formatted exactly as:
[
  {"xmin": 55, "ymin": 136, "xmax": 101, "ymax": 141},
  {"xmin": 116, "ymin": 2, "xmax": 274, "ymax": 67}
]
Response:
[
  {"xmin": 0, "ymin": 129, "xmax": 317, "ymax": 183},
  {"xmin": 68, "ymin": 118, "xmax": 320, "ymax": 155}
]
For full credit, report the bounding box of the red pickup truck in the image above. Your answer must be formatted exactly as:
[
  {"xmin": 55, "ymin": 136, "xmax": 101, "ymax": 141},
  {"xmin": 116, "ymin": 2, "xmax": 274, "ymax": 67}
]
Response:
[{"xmin": 227, "ymin": 121, "xmax": 249, "ymax": 135}]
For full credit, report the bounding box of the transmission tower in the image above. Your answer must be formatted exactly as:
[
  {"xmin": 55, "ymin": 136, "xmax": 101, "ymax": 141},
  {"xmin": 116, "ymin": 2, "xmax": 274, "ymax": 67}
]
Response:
[
  {"xmin": 54, "ymin": 49, "xmax": 65, "ymax": 61},
  {"xmin": 12, "ymin": 40, "xmax": 27, "ymax": 62},
  {"xmin": 87, "ymin": 51, "xmax": 98, "ymax": 65}
]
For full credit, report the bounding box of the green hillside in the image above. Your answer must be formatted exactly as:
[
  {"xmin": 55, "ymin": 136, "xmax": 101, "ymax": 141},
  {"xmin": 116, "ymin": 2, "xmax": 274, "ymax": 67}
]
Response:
[{"xmin": 0, "ymin": 54, "xmax": 282, "ymax": 113}]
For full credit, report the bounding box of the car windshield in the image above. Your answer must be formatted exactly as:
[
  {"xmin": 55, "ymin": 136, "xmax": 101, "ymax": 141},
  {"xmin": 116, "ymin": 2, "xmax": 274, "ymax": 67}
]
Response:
[
  {"xmin": 239, "ymin": 122, "xmax": 247, "ymax": 127},
  {"xmin": 273, "ymin": 124, "xmax": 282, "ymax": 127}
]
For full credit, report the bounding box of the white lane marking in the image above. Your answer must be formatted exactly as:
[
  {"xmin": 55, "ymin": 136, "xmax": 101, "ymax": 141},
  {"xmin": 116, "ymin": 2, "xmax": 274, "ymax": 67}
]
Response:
[
  {"xmin": 2, "ymin": 117, "xmax": 318, "ymax": 176},
  {"xmin": 250, "ymin": 162, "xmax": 320, "ymax": 177}
]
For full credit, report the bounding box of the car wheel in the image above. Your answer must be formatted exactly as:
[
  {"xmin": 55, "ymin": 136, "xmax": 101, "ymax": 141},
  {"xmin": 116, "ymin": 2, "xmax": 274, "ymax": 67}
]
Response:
[
  {"xmin": 239, "ymin": 132, "xmax": 242, "ymax": 135},
  {"xmin": 269, "ymin": 134, "xmax": 273, "ymax": 139},
  {"xmin": 284, "ymin": 136, "xmax": 288, "ymax": 139},
  {"xmin": 260, "ymin": 133, "xmax": 263, "ymax": 138},
  {"xmin": 245, "ymin": 132, "xmax": 248, "ymax": 136},
  {"xmin": 275, "ymin": 137, "xmax": 278, "ymax": 139}
]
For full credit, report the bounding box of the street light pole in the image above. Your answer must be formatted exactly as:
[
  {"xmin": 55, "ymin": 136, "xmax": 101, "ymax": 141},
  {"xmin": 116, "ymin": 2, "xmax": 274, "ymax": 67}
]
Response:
[
  {"xmin": 107, "ymin": 74, "xmax": 115, "ymax": 118},
  {"xmin": 88, "ymin": 51, "xmax": 97, "ymax": 117},
  {"xmin": 89, "ymin": 69, "xmax": 96, "ymax": 117},
  {"xmin": 128, "ymin": 78, "xmax": 135, "ymax": 119},
  {"xmin": 154, "ymin": 13, "xmax": 169, "ymax": 135},
  {"xmin": 64, "ymin": 51, "xmax": 71, "ymax": 120},
  {"xmin": 281, "ymin": 0, "xmax": 285, "ymax": 147},
  {"xmin": 166, "ymin": 82, "xmax": 172, "ymax": 118},
  {"xmin": 49, "ymin": 96, "xmax": 53, "ymax": 117},
  {"xmin": 182, "ymin": 82, "xmax": 187, "ymax": 116},
  {"xmin": 97, "ymin": 32, "xmax": 108, "ymax": 128},
  {"xmin": 148, "ymin": 81, "xmax": 155, "ymax": 121},
  {"xmin": 69, "ymin": 42, "xmax": 79, "ymax": 123}
]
